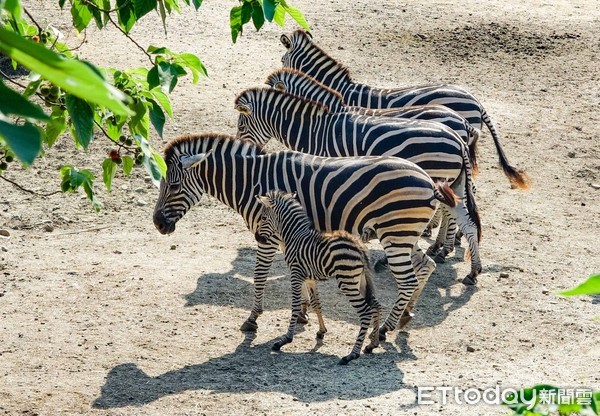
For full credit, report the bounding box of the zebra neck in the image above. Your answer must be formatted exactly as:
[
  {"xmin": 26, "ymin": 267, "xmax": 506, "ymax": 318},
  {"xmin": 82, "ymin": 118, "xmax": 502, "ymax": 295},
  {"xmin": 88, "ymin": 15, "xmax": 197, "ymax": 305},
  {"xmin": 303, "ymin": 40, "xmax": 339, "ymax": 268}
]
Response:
[
  {"xmin": 343, "ymin": 82, "xmax": 380, "ymax": 107},
  {"xmin": 297, "ymin": 83, "xmax": 345, "ymax": 112},
  {"xmin": 277, "ymin": 211, "xmax": 319, "ymax": 250}
]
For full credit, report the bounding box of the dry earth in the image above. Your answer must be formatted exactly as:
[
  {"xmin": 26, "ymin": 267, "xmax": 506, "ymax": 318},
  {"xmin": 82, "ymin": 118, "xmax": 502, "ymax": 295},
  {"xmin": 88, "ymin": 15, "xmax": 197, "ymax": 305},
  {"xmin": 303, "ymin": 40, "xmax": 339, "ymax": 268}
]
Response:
[{"xmin": 1, "ymin": 0, "xmax": 599, "ymax": 415}]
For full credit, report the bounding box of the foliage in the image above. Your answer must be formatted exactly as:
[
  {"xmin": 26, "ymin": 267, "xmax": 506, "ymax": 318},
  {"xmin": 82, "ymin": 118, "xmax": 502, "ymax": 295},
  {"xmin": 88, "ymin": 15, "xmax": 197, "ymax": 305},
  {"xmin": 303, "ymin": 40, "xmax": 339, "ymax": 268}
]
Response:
[
  {"xmin": 0, "ymin": 0, "xmax": 308, "ymax": 210},
  {"xmin": 502, "ymin": 385, "xmax": 599, "ymax": 416},
  {"xmin": 502, "ymin": 275, "xmax": 600, "ymax": 415}
]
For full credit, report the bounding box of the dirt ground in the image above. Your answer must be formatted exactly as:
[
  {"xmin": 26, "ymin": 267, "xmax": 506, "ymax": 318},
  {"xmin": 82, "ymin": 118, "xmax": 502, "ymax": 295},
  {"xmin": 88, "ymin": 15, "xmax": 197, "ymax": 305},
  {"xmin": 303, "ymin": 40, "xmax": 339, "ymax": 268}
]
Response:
[{"xmin": 1, "ymin": 0, "xmax": 599, "ymax": 414}]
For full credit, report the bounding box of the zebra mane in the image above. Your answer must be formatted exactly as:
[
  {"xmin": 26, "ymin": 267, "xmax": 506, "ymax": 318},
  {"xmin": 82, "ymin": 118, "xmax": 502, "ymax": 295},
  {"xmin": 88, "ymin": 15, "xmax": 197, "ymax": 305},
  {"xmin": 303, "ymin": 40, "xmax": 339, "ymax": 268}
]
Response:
[
  {"xmin": 266, "ymin": 190, "xmax": 316, "ymax": 231},
  {"xmin": 264, "ymin": 68, "xmax": 346, "ymax": 102},
  {"xmin": 163, "ymin": 134, "xmax": 265, "ymax": 163},
  {"xmin": 289, "ymin": 30, "xmax": 353, "ymax": 84},
  {"xmin": 235, "ymin": 86, "xmax": 332, "ymax": 115}
]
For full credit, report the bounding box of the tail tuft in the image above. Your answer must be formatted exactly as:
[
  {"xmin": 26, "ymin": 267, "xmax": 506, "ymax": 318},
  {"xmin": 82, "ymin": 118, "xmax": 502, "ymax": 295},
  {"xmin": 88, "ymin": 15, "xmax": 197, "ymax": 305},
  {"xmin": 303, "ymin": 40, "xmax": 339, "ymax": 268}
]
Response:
[{"xmin": 434, "ymin": 181, "xmax": 459, "ymax": 208}]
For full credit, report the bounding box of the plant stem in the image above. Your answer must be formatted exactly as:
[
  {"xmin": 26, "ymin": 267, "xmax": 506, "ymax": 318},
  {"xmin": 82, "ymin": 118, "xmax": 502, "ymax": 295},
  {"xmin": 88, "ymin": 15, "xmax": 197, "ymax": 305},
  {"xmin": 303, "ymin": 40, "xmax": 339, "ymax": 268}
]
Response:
[{"xmin": 0, "ymin": 175, "xmax": 61, "ymax": 197}]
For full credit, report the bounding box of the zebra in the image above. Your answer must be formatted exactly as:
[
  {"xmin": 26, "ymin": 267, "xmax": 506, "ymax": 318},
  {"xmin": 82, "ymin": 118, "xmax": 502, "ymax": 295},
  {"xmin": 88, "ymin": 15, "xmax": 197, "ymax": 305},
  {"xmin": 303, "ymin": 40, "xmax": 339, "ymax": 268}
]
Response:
[
  {"xmin": 235, "ymin": 87, "xmax": 482, "ymax": 285},
  {"xmin": 255, "ymin": 190, "xmax": 381, "ymax": 365},
  {"xmin": 153, "ymin": 134, "xmax": 459, "ymax": 340},
  {"xmin": 264, "ymin": 68, "xmax": 478, "ymax": 242},
  {"xmin": 264, "ymin": 67, "xmax": 480, "ymax": 171},
  {"xmin": 279, "ymin": 29, "xmax": 530, "ymax": 190}
]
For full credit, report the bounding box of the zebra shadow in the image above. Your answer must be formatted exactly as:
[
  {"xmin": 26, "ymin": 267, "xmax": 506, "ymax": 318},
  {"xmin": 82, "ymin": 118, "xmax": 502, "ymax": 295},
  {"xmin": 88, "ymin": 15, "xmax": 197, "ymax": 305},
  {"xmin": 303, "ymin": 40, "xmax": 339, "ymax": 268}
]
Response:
[
  {"xmin": 92, "ymin": 332, "xmax": 414, "ymax": 409},
  {"xmin": 183, "ymin": 243, "xmax": 476, "ymax": 337}
]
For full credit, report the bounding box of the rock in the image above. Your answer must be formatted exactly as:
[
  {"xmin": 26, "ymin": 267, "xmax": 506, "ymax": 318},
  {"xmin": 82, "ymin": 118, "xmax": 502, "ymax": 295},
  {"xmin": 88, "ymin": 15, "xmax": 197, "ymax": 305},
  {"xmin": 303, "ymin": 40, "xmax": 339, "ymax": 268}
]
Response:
[
  {"xmin": 542, "ymin": 289, "xmax": 550, "ymax": 295},
  {"xmin": 466, "ymin": 346, "xmax": 475, "ymax": 352},
  {"xmin": 1, "ymin": 246, "xmax": 7, "ymax": 252},
  {"xmin": 170, "ymin": 245, "xmax": 177, "ymax": 250},
  {"xmin": 136, "ymin": 199, "xmax": 147, "ymax": 206},
  {"xmin": 134, "ymin": 187, "xmax": 146, "ymax": 194},
  {"xmin": 591, "ymin": 183, "xmax": 600, "ymax": 189},
  {"xmin": 43, "ymin": 223, "xmax": 54, "ymax": 232},
  {"xmin": 499, "ymin": 272, "xmax": 509, "ymax": 278},
  {"xmin": 567, "ymin": 151, "xmax": 576, "ymax": 158},
  {"xmin": 0, "ymin": 229, "xmax": 9, "ymax": 237}
]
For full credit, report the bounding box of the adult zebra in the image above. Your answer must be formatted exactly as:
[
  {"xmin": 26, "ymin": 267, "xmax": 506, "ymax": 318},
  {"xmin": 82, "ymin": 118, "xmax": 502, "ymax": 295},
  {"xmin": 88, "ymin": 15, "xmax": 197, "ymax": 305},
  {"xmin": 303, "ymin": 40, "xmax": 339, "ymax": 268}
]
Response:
[
  {"xmin": 235, "ymin": 87, "xmax": 482, "ymax": 284},
  {"xmin": 255, "ymin": 190, "xmax": 381, "ymax": 364},
  {"xmin": 152, "ymin": 134, "xmax": 458, "ymax": 340},
  {"xmin": 265, "ymin": 68, "xmax": 480, "ymax": 170},
  {"xmin": 279, "ymin": 30, "xmax": 530, "ymax": 190}
]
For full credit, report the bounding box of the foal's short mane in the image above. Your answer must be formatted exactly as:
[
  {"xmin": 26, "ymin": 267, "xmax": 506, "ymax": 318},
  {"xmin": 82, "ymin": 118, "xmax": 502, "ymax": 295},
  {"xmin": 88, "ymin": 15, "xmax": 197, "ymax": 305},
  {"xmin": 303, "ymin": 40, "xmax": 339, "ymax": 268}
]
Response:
[
  {"xmin": 289, "ymin": 30, "xmax": 354, "ymax": 84},
  {"xmin": 264, "ymin": 68, "xmax": 346, "ymax": 102},
  {"xmin": 163, "ymin": 134, "xmax": 265, "ymax": 162}
]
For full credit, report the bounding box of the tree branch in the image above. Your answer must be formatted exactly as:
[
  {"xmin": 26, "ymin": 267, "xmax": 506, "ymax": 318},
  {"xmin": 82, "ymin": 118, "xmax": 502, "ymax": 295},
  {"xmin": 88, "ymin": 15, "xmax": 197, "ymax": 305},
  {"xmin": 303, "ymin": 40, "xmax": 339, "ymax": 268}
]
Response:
[
  {"xmin": 23, "ymin": 8, "xmax": 43, "ymax": 34},
  {"xmin": 0, "ymin": 175, "xmax": 61, "ymax": 197}
]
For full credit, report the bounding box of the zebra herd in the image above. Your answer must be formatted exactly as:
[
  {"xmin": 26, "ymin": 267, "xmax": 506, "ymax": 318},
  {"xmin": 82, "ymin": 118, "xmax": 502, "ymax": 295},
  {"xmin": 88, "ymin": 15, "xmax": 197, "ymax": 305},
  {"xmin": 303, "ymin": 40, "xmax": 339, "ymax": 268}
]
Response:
[{"xmin": 153, "ymin": 30, "xmax": 530, "ymax": 364}]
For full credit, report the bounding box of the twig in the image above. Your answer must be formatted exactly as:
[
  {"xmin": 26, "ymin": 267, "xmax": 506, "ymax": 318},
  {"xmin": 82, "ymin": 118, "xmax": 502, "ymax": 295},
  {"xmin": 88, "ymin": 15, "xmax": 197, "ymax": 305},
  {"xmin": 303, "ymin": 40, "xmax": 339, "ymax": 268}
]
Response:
[
  {"xmin": 47, "ymin": 225, "xmax": 111, "ymax": 237},
  {"xmin": 0, "ymin": 69, "xmax": 27, "ymax": 87},
  {"xmin": 81, "ymin": 0, "xmax": 131, "ymax": 13},
  {"xmin": 0, "ymin": 69, "xmax": 62, "ymax": 107},
  {"xmin": 0, "ymin": 175, "xmax": 61, "ymax": 197},
  {"xmin": 23, "ymin": 8, "xmax": 43, "ymax": 34}
]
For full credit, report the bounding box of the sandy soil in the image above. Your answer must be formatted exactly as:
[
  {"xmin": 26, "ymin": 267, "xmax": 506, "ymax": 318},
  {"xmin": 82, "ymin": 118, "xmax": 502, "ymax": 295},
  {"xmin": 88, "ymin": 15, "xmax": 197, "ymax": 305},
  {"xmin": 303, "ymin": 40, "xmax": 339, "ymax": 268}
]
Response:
[{"xmin": 1, "ymin": 0, "xmax": 599, "ymax": 414}]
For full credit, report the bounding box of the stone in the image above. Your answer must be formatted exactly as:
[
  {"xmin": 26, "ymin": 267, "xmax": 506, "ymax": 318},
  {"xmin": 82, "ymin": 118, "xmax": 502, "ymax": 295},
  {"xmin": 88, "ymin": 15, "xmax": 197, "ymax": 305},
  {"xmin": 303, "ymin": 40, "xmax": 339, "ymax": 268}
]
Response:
[
  {"xmin": 499, "ymin": 272, "xmax": 509, "ymax": 278},
  {"xmin": 0, "ymin": 229, "xmax": 9, "ymax": 237},
  {"xmin": 466, "ymin": 346, "xmax": 475, "ymax": 352}
]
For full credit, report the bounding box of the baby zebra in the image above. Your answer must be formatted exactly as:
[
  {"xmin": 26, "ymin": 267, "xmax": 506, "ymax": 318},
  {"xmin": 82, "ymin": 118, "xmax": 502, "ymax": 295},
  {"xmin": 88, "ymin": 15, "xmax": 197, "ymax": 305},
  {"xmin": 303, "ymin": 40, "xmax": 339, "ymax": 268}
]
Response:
[{"xmin": 255, "ymin": 190, "xmax": 381, "ymax": 365}]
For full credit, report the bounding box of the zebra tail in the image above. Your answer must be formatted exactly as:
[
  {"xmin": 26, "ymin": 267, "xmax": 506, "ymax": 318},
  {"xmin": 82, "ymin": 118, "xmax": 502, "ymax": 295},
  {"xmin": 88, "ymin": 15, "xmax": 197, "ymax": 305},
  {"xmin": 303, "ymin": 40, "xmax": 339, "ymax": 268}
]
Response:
[
  {"xmin": 481, "ymin": 108, "xmax": 531, "ymax": 190},
  {"xmin": 465, "ymin": 169, "xmax": 482, "ymax": 243},
  {"xmin": 467, "ymin": 124, "xmax": 480, "ymax": 176},
  {"xmin": 433, "ymin": 181, "xmax": 459, "ymax": 208},
  {"xmin": 359, "ymin": 247, "xmax": 378, "ymax": 308}
]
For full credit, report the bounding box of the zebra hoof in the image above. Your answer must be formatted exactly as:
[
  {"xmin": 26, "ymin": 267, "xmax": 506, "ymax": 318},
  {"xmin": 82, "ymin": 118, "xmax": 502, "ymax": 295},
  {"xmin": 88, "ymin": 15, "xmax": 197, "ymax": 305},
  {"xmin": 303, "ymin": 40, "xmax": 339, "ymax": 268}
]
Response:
[
  {"xmin": 240, "ymin": 320, "xmax": 258, "ymax": 332},
  {"xmin": 338, "ymin": 353, "xmax": 359, "ymax": 365},
  {"xmin": 364, "ymin": 344, "xmax": 377, "ymax": 354},
  {"xmin": 397, "ymin": 311, "xmax": 414, "ymax": 330},
  {"xmin": 316, "ymin": 330, "xmax": 326, "ymax": 339},
  {"xmin": 271, "ymin": 343, "xmax": 282, "ymax": 352},
  {"xmin": 422, "ymin": 228, "xmax": 432, "ymax": 238},
  {"xmin": 462, "ymin": 275, "xmax": 478, "ymax": 285},
  {"xmin": 378, "ymin": 327, "xmax": 388, "ymax": 342},
  {"xmin": 297, "ymin": 312, "xmax": 309, "ymax": 325},
  {"xmin": 433, "ymin": 253, "xmax": 446, "ymax": 264},
  {"xmin": 374, "ymin": 257, "xmax": 389, "ymax": 272},
  {"xmin": 454, "ymin": 237, "xmax": 462, "ymax": 247}
]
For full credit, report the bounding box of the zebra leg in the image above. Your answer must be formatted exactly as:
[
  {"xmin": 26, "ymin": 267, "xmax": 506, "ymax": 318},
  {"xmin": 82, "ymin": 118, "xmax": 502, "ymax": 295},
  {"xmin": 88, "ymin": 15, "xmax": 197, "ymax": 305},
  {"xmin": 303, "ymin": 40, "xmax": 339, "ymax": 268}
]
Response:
[
  {"xmin": 241, "ymin": 241, "xmax": 278, "ymax": 332},
  {"xmin": 298, "ymin": 283, "xmax": 311, "ymax": 325},
  {"xmin": 450, "ymin": 202, "xmax": 482, "ymax": 285},
  {"xmin": 364, "ymin": 299, "xmax": 382, "ymax": 354},
  {"xmin": 378, "ymin": 242, "xmax": 418, "ymax": 341},
  {"xmin": 305, "ymin": 280, "xmax": 327, "ymax": 339},
  {"xmin": 423, "ymin": 207, "xmax": 442, "ymax": 238},
  {"xmin": 272, "ymin": 275, "xmax": 304, "ymax": 351},
  {"xmin": 426, "ymin": 206, "xmax": 449, "ymax": 257},
  {"xmin": 434, "ymin": 207, "xmax": 458, "ymax": 264},
  {"xmin": 337, "ymin": 270, "xmax": 373, "ymax": 365},
  {"xmin": 399, "ymin": 244, "xmax": 437, "ymax": 331}
]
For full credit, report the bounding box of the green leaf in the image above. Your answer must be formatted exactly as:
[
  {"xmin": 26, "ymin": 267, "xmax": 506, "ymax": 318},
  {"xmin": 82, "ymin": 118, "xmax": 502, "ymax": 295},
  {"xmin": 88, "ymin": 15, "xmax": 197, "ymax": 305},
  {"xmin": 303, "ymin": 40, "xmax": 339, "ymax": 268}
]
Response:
[
  {"xmin": 0, "ymin": 27, "xmax": 132, "ymax": 116},
  {"xmin": 273, "ymin": 4, "xmax": 285, "ymax": 27},
  {"xmin": 156, "ymin": 61, "xmax": 178, "ymax": 93},
  {"xmin": 122, "ymin": 155, "xmax": 134, "ymax": 175},
  {"xmin": 83, "ymin": 180, "xmax": 103, "ymax": 211},
  {"xmin": 65, "ymin": 94, "xmax": 94, "ymax": 148},
  {"xmin": 282, "ymin": 1, "xmax": 309, "ymax": 30},
  {"xmin": 230, "ymin": 5, "xmax": 243, "ymax": 43},
  {"xmin": 135, "ymin": 134, "xmax": 164, "ymax": 187},
  {"xmin": 177, "ymin": 52, "xmax": 207, "ymax": 78},
  {"xmin": 0, "ymin": 120, "xmax": 42, "ymax": 165},
  {"xmin": 560, "ymin": 274, "xmax": 600, "ymax": 296},
  {"xmin": 4, "ymin": 0, "xmax": 22, "ymax": 19},
  {"xmin": 134, "ymin": 0, "xmax": 157, "ymax": 19},
  {"xmin": 191, "ymin": 0, "xmax": 202, "ymax": 9},
  {"xmin": 44, "ymin": 106, "xmax": 67, "ymax": 147},
  {"xmin": 153, "ymin": 151, "xmax": 167, "ymax": 177},
  {"xmin": 147, "ymin": 65, "xmax": 160, "ymax": 90},
  {"xmin": 251, "ymin": 0, "xmax": 265, "ymax": 31},
  {"xmin": 150, "ymin": 87, "xmax": 172, "ymax": 117},
  {"xmin": 102, "ymin": 157, "xmax": 117, "ymax": 191},
  {"xmin": 263, "ymin": 0, "xmax": 277, "ymax": 21},
  {"xmin": 0, "ymin": 80, "xmax": 49, "ymax": 120},
  {"xmin": 116, "ymin": 0, "xmax": 137, "ymax": 33},
  {"xmin": 157, "ymin": 0, "xmax": 167, "ymax": 32},
  {"xmin": 58, "ymin": 0, "xmax": 66, "ymax": 9},
  {"xmin": 22, "ymin": 75, "xmax": 43, "ymax": 99},
  {"xmin": 149, "ymin": 100, "xmax": 165, "ymax": 138},
  {"xmin": 71, "ymin": 0, "xmax": 94, "ymax": 32}
]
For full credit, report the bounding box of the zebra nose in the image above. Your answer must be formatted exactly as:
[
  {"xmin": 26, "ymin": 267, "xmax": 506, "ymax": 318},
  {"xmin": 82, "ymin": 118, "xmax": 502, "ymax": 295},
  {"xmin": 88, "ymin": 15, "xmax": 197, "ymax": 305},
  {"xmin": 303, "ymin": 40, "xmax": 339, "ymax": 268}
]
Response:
[{"xmin": 153, "ymin": 210, "xmax": 175, "ymax": 234}]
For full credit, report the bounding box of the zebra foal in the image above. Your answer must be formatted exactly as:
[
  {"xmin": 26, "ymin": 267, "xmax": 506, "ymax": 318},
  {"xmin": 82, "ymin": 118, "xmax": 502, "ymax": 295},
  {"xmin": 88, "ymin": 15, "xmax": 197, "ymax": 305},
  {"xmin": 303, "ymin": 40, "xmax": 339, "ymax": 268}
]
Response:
[
  {"xmin": 280, "ymin": 29, "xmax": 530, "ymax": 190},
  {"xmin": 255, "ymin": 190, "xmax": 381, "ymax": 365}
]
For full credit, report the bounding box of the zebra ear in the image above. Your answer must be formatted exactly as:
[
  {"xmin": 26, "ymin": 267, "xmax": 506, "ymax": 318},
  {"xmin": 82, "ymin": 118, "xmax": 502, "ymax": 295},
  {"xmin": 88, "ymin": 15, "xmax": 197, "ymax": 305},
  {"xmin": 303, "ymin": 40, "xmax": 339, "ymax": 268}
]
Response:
[
  {"xmin": 181, "ymin": 152, "xmax": 210, "ymax": 169},
  {"xmin": 273, "ymin": 81, "xmax": 286, "ymax": 92},
  {"xmin": 288, "ymin": 191, "xmax": 298, "ymax": 200},
  {"xmin": 235, "ymin": 103, "xmax": 251, "ymax": 115},
  {"xmin": 255, "ymin": 195, "xmax": 273, "ymax": 208},
  {"xmin": 280, "ymin": 34, "xmax": 291, "ymax": 49},
  {"xmin": 305, "ymin": 31, "xmax": 313, "ymax": 40}
]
